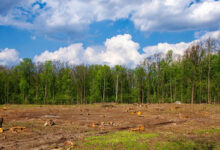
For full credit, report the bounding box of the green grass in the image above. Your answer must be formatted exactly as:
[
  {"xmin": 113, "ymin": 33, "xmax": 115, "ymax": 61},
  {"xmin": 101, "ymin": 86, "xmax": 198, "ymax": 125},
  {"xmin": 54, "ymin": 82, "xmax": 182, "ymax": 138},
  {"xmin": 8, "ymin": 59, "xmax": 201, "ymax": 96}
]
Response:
[
  {"xmin": 155, "ymin": 140, "xmax": 217, "ymax": 150},
  {"xmin": 194, "ymin": 128, "xmax": 220, "ymax": 134},
  {"xmin": 82, "ymin": 131, "xmax": 157, "ymax": 150}
]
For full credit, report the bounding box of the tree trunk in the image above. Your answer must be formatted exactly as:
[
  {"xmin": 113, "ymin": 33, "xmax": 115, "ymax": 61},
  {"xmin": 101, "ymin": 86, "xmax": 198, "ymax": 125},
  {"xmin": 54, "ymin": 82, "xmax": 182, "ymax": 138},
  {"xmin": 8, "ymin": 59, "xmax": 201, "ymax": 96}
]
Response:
[
  {"xmin": 44, "ymin": 81, "xmax": 47, "ymax": 104},
  {"xmin": 138, "ymin": 94, "xmax": 140, "ymax": 104},
  {"xmin": 115, "ymin": 74, "xmax": 118, "ymax": 102},
  {"xmin": 207, "ymin": 38, "xmax": 214, "ymax": 104},
  {"xmin": 148, "ymin": 78, "xmax": 150, "ymax": 103},
  {"xmin": 53, "ymin": 85, "xmax": 55, "ymax": 104},
  {"xmin": 170, "ymin": 73, "xmax": 172, "ymax": 103},
  {"xmin": 81, "ymin": 87, "xmax": 83, "ymax": 104},
  {"xmin": 208, "ymin": 53, "xmax": 211, "ymax": 104},
  {"xmin": 84, "ymin": 85, "xmax": 86, "ymax": 104},
  {"xmin": 35, "ymin": 82, "xmax": 38, "ymax": 104},
  {"xmin": 83, "ymin": 71, "xmax": 86, "ymax": 104},
  {"xmin": 191, "ymin": 81, "xmax": 194, "ymax": 104},
  {"xmin": 103, "ymin": 78, "xmax": 105, "ymax": 102},
  {"xmin": 76, "ymin": 88, "xmax": 79, "ymax": 104},
  {"xmin": 121, "ymin": 81, "xmax": 123, "ymax": 103},
  {"xmin": 199, "ymin": 67, "xmax": 202, "ymax": 104},
  {"xmin": 162, "ymin": 86, "xmax": 164, "ymax": 103},
  {"xmin": 142, "ymin": 87, "xmax": 144, "ymax": 104},
  {"xmin": 174, "ymin": 77, "xmax": 176, "ymax": 102}
]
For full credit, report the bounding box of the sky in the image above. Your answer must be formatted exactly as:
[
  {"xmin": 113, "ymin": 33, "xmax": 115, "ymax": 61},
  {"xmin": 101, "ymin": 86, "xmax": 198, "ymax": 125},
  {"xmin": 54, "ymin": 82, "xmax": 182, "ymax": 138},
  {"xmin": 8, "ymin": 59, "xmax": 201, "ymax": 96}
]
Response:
[{"xmin": 0, "ymin": 0, "xmax": 220, "ymax": 67}]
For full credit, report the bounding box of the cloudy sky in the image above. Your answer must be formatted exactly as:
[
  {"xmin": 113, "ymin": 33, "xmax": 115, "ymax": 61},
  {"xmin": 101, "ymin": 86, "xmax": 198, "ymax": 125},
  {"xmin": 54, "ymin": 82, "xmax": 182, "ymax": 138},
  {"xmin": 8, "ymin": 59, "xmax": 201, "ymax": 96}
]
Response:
[{"xmin": 0, "ymin": 0, "xmax": 220, "ymax": 67}]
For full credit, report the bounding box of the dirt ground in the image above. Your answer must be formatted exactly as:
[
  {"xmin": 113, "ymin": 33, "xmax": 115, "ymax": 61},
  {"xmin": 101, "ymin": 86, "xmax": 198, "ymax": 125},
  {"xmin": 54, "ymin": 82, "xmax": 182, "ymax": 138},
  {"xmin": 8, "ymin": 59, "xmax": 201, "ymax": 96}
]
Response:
[{"xmin": 0, "ymin": 103, "xmax": 220, "ymax": 150}]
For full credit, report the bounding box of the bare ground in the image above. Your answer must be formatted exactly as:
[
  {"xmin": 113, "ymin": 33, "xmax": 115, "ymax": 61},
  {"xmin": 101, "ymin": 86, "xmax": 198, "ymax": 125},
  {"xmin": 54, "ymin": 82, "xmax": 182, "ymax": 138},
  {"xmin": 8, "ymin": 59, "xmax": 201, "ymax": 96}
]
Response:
[{"xmin": 0, "ymin": 103, "xmax": 220, "ymax": 150}]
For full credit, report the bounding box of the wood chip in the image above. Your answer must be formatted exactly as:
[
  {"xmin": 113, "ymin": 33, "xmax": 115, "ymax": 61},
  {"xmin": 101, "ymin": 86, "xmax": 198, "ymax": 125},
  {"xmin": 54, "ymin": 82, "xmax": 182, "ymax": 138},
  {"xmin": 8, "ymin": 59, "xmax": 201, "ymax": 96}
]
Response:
[
  {"xmin": 136, "ymin": 111, "xmax": 142, "ymax": 116},
  {"xmin": 10, "ymin": 127, "xmax": 26, "ymax": 133}
]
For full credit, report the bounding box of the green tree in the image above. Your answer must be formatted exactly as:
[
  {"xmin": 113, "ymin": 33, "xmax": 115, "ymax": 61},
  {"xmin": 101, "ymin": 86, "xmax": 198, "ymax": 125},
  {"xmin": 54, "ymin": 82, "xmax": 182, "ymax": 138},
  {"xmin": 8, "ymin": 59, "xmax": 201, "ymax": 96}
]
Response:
[{"xmin": 17, "ymin": 58, "xmax": 35, "ymax": 103}]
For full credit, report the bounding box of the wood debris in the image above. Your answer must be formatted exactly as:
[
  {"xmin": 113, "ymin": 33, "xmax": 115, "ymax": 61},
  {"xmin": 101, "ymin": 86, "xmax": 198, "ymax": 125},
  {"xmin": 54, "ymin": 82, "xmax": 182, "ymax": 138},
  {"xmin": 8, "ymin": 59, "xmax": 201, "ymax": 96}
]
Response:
[
  {"xmin": 64, "ymin": 141, "xmax": 74, "ymax": 147},
  {"xmin": 90, "ymin": 123, "xmax": 100, "ymax": 128},
  {"xmin": 90, "ymin": 121, "xmax": 117, "ymax": 128},
  {"xmin": 2, "ymin": 107, "xmax": 8, "ymax": 110},
  {"xmin": 170, "ymin": 106, "xmax": 177, "ymax": 111},
  {"xmin": 125, "ymin": 107, "xmax": 134, "ymax": 112},
  {"xmin": 44, "ymin": 120, "xmax": 55, "ymax": 126},
  {"xmin": 178, "ymin": 113, "xmax": 190, "ymax": 119},
  {"xmin": 129, "ymin": 125, "xmax": 145, "ymax": 132},
  {"xmin": 10, "ymin": 126, "xmax": 26, "ymax": 133},
  {"xmin": 0, "ymin": 128, "xmax": 3, "ymax": 133},
  {"xmin": 102, "ymin": 104, "xmax": 114, "ymax": 109},
  {"xmin": 136, "ymin": 111, "xmax": 142, "ymax": 116},
  {"xmin": 170, "ymin": 106, "xmax": 181, "ymax": 111},
  {"xmin": 80, "ymin": 108, "xmax": 89, "ymax": 112}
]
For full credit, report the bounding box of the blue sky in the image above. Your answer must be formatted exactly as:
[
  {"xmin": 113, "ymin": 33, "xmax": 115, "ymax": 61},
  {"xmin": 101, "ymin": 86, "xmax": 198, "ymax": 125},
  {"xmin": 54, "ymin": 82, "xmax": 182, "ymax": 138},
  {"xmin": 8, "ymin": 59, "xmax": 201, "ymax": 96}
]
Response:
[
  {"xmin": 0, "ymin": 19, "xmax": 196, "ymax": 58},
  {"xmin": 0, "ymin": 0, "xmax": 220, "ymax": 67}
]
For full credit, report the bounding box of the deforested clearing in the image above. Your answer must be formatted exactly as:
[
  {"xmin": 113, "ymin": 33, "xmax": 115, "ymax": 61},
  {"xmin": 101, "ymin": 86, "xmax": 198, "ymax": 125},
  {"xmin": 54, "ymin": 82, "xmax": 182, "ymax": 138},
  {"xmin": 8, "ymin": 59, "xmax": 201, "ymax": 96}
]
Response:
[{"xmin": 0, "ymin": 104, "xmax": 220, "ymax": 150}]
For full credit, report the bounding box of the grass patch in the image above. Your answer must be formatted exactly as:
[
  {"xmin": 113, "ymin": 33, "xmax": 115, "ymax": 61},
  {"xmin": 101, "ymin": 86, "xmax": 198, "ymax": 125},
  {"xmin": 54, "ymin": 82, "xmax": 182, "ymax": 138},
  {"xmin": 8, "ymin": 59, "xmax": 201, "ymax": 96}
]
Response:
[
  {"xmin": 194, "ymin": 128, "xmax": 220, "ymax": 135},
  {"xmin": 82, "ymin": 131, "xmax": 157, "ymax": 150},
  {"xmin": 155, "ymin": 140, "xmax": 217, "ymax": 150}
]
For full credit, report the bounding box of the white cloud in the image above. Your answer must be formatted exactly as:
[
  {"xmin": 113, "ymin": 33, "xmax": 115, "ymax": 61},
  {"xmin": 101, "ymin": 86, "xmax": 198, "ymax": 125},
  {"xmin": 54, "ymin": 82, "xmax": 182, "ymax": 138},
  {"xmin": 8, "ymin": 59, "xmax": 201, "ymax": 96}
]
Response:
[
  {"xmin": 3, "ymin": 30, "xmax": 218, "ymax": 67},
  {"xmin": 1, "ymin": 0, "xmax": 220, "ymax": 38},
  {"xmin": 0, "ymin": 48, "xmax": 20, "ymax": 66},
  {"xmin": 131, "ymin": 0, "xmax": 220, "ymax": 31},
  {"xmin": 199, "ymin": 30, "xmax": 220, "ymax": 41},
  {"xmin": 34, "ymin": 34, "xmax": 143, "ymax": 68},
  {"xmin": 34, "ymin": 43, "xmax": 85, "ymax": 65},
  {"xmin": 35, "ymin": 30, "xmax": 220, "ymax": 67},
  {"xmin": 103, "ymin": 34, "xmax": 142, "ymax": 67},
  {"xmin": 143, "ymin": 42, "xmax": 194, "ymax": 58},
  {"xmin": 142, "ymin": 29, "xmax": 220, "ymax": 58}
]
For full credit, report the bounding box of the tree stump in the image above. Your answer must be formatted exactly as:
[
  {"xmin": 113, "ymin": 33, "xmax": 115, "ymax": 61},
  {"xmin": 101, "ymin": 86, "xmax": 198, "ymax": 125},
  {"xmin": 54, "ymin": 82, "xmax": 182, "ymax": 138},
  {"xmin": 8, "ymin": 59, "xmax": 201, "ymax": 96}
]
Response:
[{"xmin": 0, "ymin": 117, "xmax": 3, "ymax": 128}]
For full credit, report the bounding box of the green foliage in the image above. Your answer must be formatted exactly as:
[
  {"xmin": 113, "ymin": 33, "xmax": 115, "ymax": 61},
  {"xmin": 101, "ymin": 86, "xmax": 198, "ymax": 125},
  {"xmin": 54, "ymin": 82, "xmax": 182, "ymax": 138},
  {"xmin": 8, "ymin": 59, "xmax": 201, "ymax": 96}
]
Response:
[
  {"xmin": 17, "ymin": 58, "xmax": 35, "ymax": 103},
  {"xmin": 0, "ymin": 45, "xmax": 220, "ymax": 104}
]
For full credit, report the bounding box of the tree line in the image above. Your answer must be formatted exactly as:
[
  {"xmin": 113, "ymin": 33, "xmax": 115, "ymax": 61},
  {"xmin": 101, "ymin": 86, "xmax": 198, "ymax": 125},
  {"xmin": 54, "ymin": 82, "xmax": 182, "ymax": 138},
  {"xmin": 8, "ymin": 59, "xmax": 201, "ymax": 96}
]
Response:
[{"xmin": 0, "ymin": 39, "xmax": 220, "ymax": 104}]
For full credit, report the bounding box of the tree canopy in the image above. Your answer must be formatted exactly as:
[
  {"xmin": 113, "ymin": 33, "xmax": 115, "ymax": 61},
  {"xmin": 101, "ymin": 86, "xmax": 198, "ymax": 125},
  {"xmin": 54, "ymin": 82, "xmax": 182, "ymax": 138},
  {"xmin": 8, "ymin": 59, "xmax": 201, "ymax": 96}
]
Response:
[{"xmin": 0, "ymin": 43, "xmax": 220, "ymax": 104}]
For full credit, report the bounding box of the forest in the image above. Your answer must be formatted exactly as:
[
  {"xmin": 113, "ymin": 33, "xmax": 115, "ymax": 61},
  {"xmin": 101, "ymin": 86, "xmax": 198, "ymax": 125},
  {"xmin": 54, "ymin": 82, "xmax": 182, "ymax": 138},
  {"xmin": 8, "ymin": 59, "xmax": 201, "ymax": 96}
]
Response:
[{"xmin": 0, "ymin": 39, "xmax": 220, "ymax": 105}]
